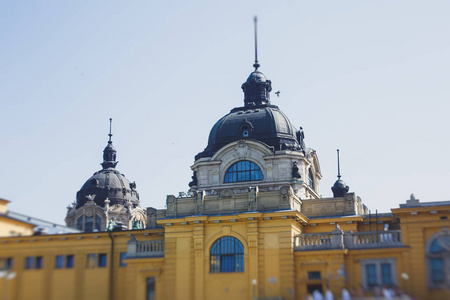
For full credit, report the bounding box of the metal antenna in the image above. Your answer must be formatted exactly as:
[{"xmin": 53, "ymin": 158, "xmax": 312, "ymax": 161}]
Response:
[
  {"xmin": 337, "ymin": 149, "xmax": 341, "ymax": 179},
  {"xmin": 108, "ymin": 118, "xmax": 113, "ymax": 143},
  {"xmin": 253, "ymin": 16, "xmax": 260, "ymax": 70}
]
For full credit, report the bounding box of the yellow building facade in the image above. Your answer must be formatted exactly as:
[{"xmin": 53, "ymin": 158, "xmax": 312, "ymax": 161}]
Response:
[
  {"xmin": 0, "ymin": 199, "xmax": 35, "ymax": 238},
  {"xmin": 2, "ymin": 41, "xmax": 450, "ymax": 300},
  {"xmin": 1, "ymin": 196, "xmax": 449, "ymax": 300}
]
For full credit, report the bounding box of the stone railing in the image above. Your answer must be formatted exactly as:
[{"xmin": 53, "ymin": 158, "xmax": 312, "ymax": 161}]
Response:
[
  {"xmin": 294, "ymin": 226, "xmax": 403, "ymax": 251},
  {"xmin": 294, "ymin": 225, "xmax": 345, "ymax": 251},
  {"xmin": 126, "ymin": 235, "xmax": 164, "ymax": 258},
  {"xmin": 295, "ymin": 233, "xmax": 335, "ymax": 250},
  {"xmin": 345, "ymin": 230, "xmax": 403, "ymax": 249}
]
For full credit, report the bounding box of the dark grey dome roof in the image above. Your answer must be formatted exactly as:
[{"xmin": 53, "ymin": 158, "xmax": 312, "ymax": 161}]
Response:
[
  {"xmin": 76, "ymin": 168, "xmax": 139, "ymax": 209},
  {"xmin": 331, "ymin": 179, "xmax": 349, "ymax": 198},
  {"xmin": 195, "ymin": 68, "xmax": 305, "ymax": 160},
  {"xmin": 76, "ymin": 128, "xmax": 139, "ymax": 208}
]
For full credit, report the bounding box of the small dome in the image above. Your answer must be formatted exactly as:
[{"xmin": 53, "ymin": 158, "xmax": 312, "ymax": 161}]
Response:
[
  {"xmin": 331, "ymin": 179, "xmax": 349, "ymax": 197},
  {"xmin": 76, "ymin": 168, "xmax": 139, "ymax": 209},
  {"xmin": 104, "ymin": 143, "xmax": 115, "ymax": 151},
  {"xmin": 245, "ymin": 70, "xmax": 267, "ymax": 83}
]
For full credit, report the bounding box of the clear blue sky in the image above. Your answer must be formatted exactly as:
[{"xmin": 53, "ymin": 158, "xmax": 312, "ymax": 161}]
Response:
[{"xmin": 1, "ymin": 1, "xmax": 450, "ymax": 224}]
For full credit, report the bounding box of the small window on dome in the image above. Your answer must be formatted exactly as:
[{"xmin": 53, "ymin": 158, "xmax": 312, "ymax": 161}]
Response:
[{"xmin": 242, "ymin": 126, "xmax": 249, "ymax": 137}]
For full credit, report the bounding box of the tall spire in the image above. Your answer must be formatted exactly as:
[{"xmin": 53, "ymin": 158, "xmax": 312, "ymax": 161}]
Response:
[
  {"xmin": 108, "ymin": 118, "xmax": 113, "ymax": 143},
  {"xmin": 102, "ymin": 118, "xmax": 118, "ymax": 169},
  {"xmin": 241, "ymin": 16, "xmax": 272, "ymax": 107},
  {"xmin": 253, "ymin": 16, "xmax": 260, "ymax": 70},
  {"xmin": 337, "ymin": 149, "xmax": 341, "ymax": 179},
  {"xmin": 331, "ymin": 148, "xmax": 349, "ymax": 197}
]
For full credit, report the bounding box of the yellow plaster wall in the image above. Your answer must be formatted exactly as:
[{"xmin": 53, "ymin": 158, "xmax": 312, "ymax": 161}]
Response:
[
  {"xmin": 1, "ymin": 205, "xmax": 450, "ymax": 300},
  {"xmin": 393, "ymin": 207, "xmax": 450, "ymax": 300},
  {"xmin": 0, "ymin": 216, "xmax": 34, "ymax": 237},
  {"xmin": 0, "ymin": 229, "xmax": 164, "ymax": 300}
]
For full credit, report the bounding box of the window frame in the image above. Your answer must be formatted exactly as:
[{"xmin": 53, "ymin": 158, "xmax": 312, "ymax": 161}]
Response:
[
  {"xmin": 55, "ymin": 255, "xmax": 74, "ymax": 269},
  {"xmin": 223, "ymin": 160, "xmax": 263, "ymax": 183},
  {"xmin": 0, "ymin": 257, "xmax": 13, "ymax": 270},
  {"xmin": 210, "ymin": 236, "xmax": 244, "ymax": 273},
  {"xmin": 426, "ymin": 229, "xmax": 450, "ymax": 289},
  {"xmin": 308, "ymin": 168, "xmax": 315, "ymax": 191},
  {"xmin": 76, "ymin": 214, "xmax": 103, "ymax": 232},
  {"xmin": 119, "ymin": 252, "xmax": 127, "ymax": 267},
  {"xmin": 25, "ymin": 256, "xmax": 43, "ymax": 270},
  {"xmin": 360, "ymin": 258, "xmax": 396, "ymax": 289},
  {"xmin": 86, "ymin": 253, "xmax": 107, "ymax": 268}
]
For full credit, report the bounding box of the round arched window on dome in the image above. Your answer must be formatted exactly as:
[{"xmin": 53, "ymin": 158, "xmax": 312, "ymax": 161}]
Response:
[{"xmin": 224, "ymin": 161, "xmax": 263, "ymax": 183}]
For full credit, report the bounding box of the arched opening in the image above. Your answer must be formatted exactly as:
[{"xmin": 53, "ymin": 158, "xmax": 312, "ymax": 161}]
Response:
[
  {"xmin": 224, "ymin": 161, "xmax": 263, "ymax": 183},
  {"xmin": 210, "ymin": 236, "xmax": 244, "ymax": 273}
]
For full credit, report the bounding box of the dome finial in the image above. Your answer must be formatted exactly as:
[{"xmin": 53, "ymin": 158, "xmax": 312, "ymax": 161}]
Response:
[
  {"xmin": 108, "ymin": 118, "xmax": 113, "ymax": 144},
  {"xmin": 102, "ymin": 118, "xmax": 118, "ymax": 169},
  {"xmin": 253, "ymin": 16, "xmax": 260, "ymax": 70},
  {"xmin": 331, "ymin": 148, "xmax": 349, "ymax": 197},
  {"xmin": 337, "ymin": 149, "xmax": 341, "ymax": 179}
]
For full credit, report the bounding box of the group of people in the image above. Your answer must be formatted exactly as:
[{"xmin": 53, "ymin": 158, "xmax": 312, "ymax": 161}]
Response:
[
  {"xmin": 304, "ymin": 285, "xmax": 412, "ymax": 300},
  {"xmin": 304, "ymin": 288, "xmax": 350, "ymax": 300}
]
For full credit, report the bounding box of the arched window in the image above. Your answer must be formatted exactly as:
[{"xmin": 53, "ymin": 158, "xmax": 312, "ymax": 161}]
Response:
[
  {"xmin": 308, "ymin": 169, "xmax": 315, "ymax": 191},
  {"xmin": 224, "ymin": 161, "xmax": 263, "ymax": 183},
  {"xmin": 210, "ymin": 236, "xmax": 244, "ymax": 273},
  {"xmin": 76, "ymin": 217, "xmax": 83, "ymax": 231},
  {"xmin": 95, "ymin": 215, "xmax": 102, "ymax": 231},
  {"xmin": 427, "ymin": 229, "xmax": 450, "ymax": 288},
  {"xmin": 76, "ymin": 214, "xmax": 102, "ymax": 232}
]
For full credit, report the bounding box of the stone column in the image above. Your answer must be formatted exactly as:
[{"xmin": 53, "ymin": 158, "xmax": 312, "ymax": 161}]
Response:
[{"xmin": 193, "ymin": 223, "xmax": 205, "ymax": 300}]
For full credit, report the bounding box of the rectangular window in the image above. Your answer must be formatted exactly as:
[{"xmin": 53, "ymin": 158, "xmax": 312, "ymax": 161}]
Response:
[
  {"xmin": 366, "ymin": 264, "xmax": 377, "ymax": 287},
  {"xmin": 361, "ymin": 258, "xmax": 396, "ymax": 289},
  {"xmin": 86, "ymin": 254, "xmax": 107, "ymax": 268},
  {"xmin": 430, "ymin": 258, "xmax": 444, "ymax": 284},
  {"xmin": 120, "ymin": 252, "xmax": 127, "ymax": 267},
  {"xmin": 55, "ymin": 255, "xmax": 64, "ymax": 269},
  {"xmin": 146, "ymin": 277, "xmax": 155, "ymax": 300},
  {"xmin": 56, "ymin": 255, "xmax": 74, "ymax": 269},
  {"xmin": 381, "ymin": 263, "xmax": 392, "ymax": 285},
  {"xmin": 308, "ymin": 271, "xmax": 321, "ymax": 280},
  {"xmin": 0, "ymin": 257, "xmax": 13, "ymax": 270},
  {"xmin": 25, "ymin": 256, "xmax": 43, "ymax": 270},
  {"xmin": 67, "ymin": 255, "xmax": 74, "ymax": 268},
  {"xmin": 99, "ymin": 254, "xmax": 107, "ymax": 267},
  {"xmin": 26, "ymin": 257, "xmax": 33, "ymax": 269}
]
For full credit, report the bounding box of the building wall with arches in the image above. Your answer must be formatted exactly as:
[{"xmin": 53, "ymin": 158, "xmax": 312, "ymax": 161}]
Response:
[{"xmin": 1, "ymin": 198, "xmax": 450, "ymax": 300}]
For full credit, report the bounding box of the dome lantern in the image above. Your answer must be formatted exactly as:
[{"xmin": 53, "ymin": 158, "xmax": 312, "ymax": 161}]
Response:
[{"xmin": 101, "ymin": 118, "xmax": 118, "ymax": 169}]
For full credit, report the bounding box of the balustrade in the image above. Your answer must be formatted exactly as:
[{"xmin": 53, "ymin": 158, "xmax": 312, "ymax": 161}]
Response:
[
  {"xmin": 126, "ymin": 235, "xmax": 164, "ymax": 258},
  {"xmin": 295, "ymin": 230, "xmax": 403, "ymax": 251}
]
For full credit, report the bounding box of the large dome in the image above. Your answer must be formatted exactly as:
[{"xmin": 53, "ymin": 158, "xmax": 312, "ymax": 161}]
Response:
[
  {"xmin": 75, "ymin": 132, "xmax": 140, "ymax": 208},
  {"xmin": 195, "ymin": 68, "xmax": 305, "ymax": 160}
]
